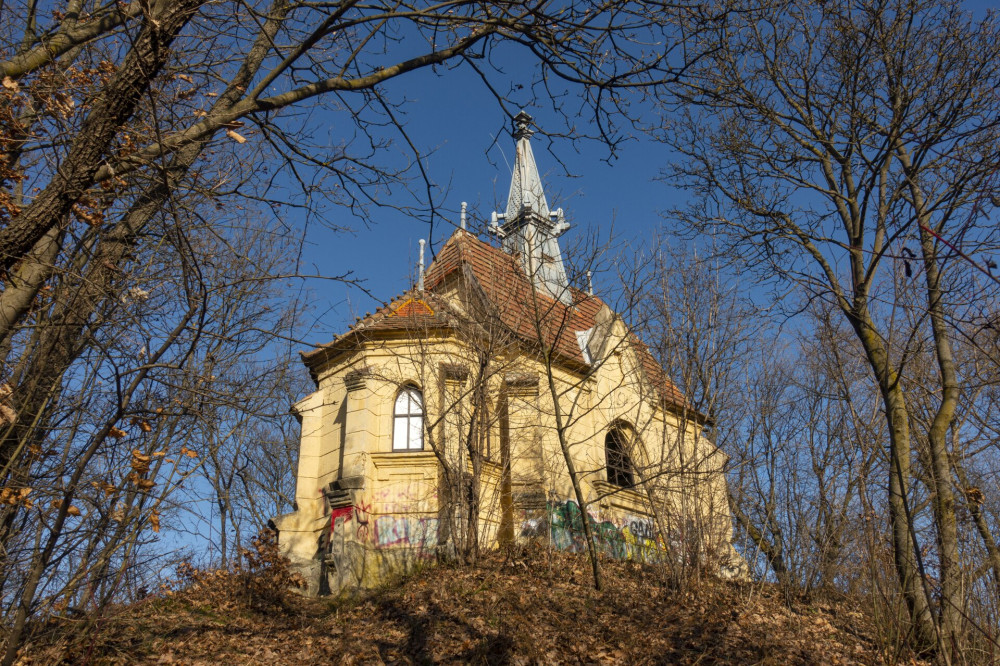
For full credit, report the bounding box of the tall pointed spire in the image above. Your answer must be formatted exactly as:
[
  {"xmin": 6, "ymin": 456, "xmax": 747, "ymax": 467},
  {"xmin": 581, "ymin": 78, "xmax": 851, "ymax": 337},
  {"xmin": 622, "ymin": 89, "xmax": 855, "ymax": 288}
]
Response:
[
  {"xmin": 505, "ymin": 112, "xmax": 550, "ymax": 221},
  {"xmin": 490, "ymin": 111, "xmax": 573, "ymax": 304}
]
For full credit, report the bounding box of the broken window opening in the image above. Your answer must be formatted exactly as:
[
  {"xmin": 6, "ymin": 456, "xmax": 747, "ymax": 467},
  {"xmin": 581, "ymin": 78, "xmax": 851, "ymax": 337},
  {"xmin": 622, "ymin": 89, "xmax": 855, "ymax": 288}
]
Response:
[{"xmin": 605, "ymin": 427, "xmax": 634, "ymax": 487}]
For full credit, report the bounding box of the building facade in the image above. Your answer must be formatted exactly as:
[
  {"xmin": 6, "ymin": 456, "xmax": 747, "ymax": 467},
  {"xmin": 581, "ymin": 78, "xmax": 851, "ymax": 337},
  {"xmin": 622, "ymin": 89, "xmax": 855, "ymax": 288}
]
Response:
[{"xmin": 272, "ymin": 113, "xmax": 745, "ymax": 594}]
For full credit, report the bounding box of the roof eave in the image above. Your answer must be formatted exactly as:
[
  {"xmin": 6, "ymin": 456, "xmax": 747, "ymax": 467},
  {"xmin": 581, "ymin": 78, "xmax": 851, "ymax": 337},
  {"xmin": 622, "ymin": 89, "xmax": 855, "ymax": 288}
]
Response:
[
  {"xmin": 660, "ymin": 398, "xmax": 713, "ymax": 427},
  {"xmin": 301, "ymin": 324, "xmax": 457, "ymax": 382}
]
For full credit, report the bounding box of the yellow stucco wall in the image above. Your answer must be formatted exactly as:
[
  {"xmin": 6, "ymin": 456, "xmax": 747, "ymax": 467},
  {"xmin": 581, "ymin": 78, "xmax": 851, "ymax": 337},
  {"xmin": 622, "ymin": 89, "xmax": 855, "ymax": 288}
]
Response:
[{"xmin": 273, "ymin": 308, "xmax": 744, "ymax": 594}]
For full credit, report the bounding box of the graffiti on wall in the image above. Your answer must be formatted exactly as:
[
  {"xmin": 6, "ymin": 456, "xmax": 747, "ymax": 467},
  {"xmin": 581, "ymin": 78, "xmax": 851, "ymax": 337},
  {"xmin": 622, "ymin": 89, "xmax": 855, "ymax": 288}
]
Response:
[
  {"xmin": 520, "ymin": 500, "xmax": 670, "ymax": 562},
  {"xmin": 328, "ymin": 501, "xmax": 438, "ymax": 552},
  {"xmin": 329, "ymin": 500, "xmax": 372, "ymax": 543},
  {"xmin": 374, "ymin": 515, "xmax": 439, "ymax": 549}
]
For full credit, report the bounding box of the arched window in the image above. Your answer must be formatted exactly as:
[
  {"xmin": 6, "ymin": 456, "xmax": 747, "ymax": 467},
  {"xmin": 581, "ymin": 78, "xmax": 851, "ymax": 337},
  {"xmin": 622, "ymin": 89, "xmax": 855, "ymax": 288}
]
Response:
[
  {"xmin": 605, "ymin": 427, "xmax": 634, "ymax": 487},
  {"xmin": 393, "ymin": 386, "xmax": 424, "ymax": 451}
]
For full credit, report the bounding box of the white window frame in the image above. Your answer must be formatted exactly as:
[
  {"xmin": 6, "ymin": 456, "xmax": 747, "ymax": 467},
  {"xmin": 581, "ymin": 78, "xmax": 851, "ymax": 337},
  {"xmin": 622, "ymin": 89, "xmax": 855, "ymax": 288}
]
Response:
[{"xmin": 392, "ymin": 386, "xmax": 424, "ymax": 451}]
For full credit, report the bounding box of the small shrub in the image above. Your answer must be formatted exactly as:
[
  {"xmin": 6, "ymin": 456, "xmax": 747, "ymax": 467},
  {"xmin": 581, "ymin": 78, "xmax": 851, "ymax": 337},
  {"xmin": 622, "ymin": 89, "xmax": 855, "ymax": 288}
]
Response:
[{"xmin": 175, "ymin": 529, "xmax": 305, "ymax": 613}]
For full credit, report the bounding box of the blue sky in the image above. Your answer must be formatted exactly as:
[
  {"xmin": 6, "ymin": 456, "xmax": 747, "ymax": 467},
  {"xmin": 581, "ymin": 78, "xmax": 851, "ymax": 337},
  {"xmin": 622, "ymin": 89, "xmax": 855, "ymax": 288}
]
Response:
[
  {"xmin": 293, "ymin": 63, "xmax": 675, "ymax": 345},
  {"xmin": 289, "ymin": 0, "xmax": 998, "ymax": 349}
]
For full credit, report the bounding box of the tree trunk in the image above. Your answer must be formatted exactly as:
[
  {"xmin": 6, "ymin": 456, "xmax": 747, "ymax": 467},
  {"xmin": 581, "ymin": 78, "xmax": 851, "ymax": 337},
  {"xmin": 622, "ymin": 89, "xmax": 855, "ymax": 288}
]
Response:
[
  {"xmin": 0, "ymin": 0, "xmax": 205, "ymax": 275},
  {"xmin": 901, "ymin": 144, "xmax": 963, "ymax": 660},
  {"xmin": 851, "ymin": 313, "xmax": 938, "ymax": 652}
]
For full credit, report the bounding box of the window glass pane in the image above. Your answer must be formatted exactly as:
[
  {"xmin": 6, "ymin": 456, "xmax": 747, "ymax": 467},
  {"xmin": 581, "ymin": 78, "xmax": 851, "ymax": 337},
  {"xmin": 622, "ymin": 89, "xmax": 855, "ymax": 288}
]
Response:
[
  {"xmin": 393, "ymin": 416, "xmax": 408, "ymax": 450},
  {"xmin": 408, "ymin": 416, "xmax": 423, "ymax": 449},
  {"xmin": 606, "ymin": 429, "xmax": 634, "ymax": 487},
  {"xmin": 394, "ymin": 387, "xmax": 423, "ymax": 451}
]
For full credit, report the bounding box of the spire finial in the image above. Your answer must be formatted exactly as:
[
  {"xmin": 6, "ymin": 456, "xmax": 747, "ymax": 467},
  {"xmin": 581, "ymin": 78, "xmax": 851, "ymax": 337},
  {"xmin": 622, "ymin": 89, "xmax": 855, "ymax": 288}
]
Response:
[
  {"xmin": 512, "ymin": 110, "xmax": 534, "ymax": 141},
  {"xmin": 490, "ymin": 112, "xmax": 573, "ymax": 305}
]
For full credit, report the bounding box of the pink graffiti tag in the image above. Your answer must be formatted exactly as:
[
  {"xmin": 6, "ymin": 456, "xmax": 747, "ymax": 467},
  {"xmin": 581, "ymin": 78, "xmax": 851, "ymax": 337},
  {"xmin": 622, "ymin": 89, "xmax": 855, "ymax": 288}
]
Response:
[
  {"xmin": 328, "ymin": 501, "xmax": 373, "ymax": 543},
  {"xmin": 354, "ymin": 501, "xmax": 371, "ymax": 542}
]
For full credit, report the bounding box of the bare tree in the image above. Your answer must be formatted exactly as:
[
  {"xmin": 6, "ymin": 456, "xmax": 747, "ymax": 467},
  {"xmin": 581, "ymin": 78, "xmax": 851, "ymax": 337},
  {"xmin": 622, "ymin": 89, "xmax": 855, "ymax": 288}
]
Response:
[
  {"xmin": 0, "ymin": 192, "xmax": 302, "ymax": 664},
  {"xmin": 0, "ymin": 2, "xmax": 725, "ymax": 658},
  {"xmin": 368, "ymin": 281, "xmax": 521, "ymax": 565},
  {"xmin": 512, "ymin": 230, "xmax": 740, "ymax": 591},
  {"xmin": 0, "ymin": 0, "xmax": 701, "ymax": 288},
  {"xmin": 660, "ymin": 0, "xmax": 1000, "ymax": 656}
]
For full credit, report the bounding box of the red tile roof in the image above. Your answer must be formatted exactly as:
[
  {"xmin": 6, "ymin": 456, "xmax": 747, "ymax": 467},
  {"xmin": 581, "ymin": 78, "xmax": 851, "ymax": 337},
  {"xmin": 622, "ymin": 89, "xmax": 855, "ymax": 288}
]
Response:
[
  {"xmin": 300, "ymin": 290, "xmax": 458, "ymax": 373},
  {"xmin": 304, "ymin": 230, "xmax": 690, "ymax": 414},
  {"xmin": 425, "ymin": 231, "xmax": 601, "ymax": 365},
  {"xmin": 424, "ymin": 231, "xmax": 689, "ymax": 412}
]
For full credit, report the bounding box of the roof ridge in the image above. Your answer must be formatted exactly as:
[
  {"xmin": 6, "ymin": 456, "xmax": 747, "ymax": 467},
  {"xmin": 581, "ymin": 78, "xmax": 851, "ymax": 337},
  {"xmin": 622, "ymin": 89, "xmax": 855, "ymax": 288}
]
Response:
[{"xmin": 302, "ymin": 228, "xmax": 694, "ymax": 415}]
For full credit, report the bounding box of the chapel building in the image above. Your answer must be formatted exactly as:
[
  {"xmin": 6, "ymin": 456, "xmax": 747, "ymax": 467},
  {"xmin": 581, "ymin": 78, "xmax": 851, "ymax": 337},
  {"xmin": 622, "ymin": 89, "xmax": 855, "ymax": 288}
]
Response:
[{"xmin": 272, "ymin": 113, "xmax": 744, "ymax": 594}]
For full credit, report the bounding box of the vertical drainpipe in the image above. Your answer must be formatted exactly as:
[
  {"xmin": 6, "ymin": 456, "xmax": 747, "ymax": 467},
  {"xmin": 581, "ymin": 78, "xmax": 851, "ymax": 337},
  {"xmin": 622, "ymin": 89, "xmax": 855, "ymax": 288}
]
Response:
[
  {"xmin": 460, "ymin": 202, "xmax": 467, "ymax": 230},
  {"xmin": 418, "ymin": 239, "xmax": 425, "ymax": 292}
]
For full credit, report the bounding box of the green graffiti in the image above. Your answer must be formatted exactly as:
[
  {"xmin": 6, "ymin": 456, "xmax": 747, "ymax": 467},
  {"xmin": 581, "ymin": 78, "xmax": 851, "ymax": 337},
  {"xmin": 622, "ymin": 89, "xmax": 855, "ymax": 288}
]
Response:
[{"xmin": 543, "ymin": 501, "xmax": 667, "ymax": 563}]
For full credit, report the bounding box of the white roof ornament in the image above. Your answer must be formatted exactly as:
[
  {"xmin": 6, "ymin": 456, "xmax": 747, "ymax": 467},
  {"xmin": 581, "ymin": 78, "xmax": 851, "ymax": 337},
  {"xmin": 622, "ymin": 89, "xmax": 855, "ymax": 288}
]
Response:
[
  {"xmin": 492, "ymin": 111, "xmax": 574, "ymax": 305},
  {"xmin": 576, "ymin": 328, "xmax": 595, "ymax": 365},
  {"xmin": 417, "ymin": 239, "xmax": 426, "ymax": 291}
]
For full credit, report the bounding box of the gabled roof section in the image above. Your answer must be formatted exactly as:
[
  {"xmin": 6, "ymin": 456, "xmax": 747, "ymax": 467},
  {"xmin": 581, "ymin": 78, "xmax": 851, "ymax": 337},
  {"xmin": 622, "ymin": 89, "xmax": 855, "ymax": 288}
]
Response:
[
  {"xmin": 424, "ymin": 230, "xmax": 598, "ymax": 364},
  {"xmin": 392, "ymin": 298, "xmax": 434, "ymax": 317},
  {"xmin": 423, "ymin": 230, "xmax": 693, "ymax": 415},
  {"xmin": 301, "ymin": 289, "xmax": 457, "ymax": 380},
  {"xmin": 302, "ymin": 229, "xmax": 695, "ymax": 416},
  {"xmin": 632, "ymin": 335, "xmax": 689, "ymax": 414}
]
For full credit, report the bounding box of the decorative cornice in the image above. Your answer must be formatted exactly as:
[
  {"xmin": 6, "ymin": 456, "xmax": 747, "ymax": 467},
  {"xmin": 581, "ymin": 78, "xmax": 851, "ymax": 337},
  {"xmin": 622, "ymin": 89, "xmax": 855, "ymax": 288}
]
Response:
[
  {"xmin": 344, "ymin": 367, "xmax": 371, "ymax": 392},
  {"xmin": 504, "ymin": 372, "xmax": 539, "ymax": 397},
  {"xmin": 441, "ymin": 363, "xmax": 469, "ymax": 384}
]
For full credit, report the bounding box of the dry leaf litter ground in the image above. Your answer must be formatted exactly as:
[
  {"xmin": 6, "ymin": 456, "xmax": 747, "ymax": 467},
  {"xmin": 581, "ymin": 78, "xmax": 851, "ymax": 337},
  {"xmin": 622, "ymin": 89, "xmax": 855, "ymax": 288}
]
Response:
[{"xmin": 13, "ymin": 545, "xmax": 919, "ymax": 665}]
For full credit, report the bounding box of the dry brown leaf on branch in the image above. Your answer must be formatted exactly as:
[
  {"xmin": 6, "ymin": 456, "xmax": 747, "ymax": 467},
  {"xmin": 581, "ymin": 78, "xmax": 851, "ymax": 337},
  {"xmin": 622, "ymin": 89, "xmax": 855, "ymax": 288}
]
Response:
[
  {"xmin": 2, "ymin": 76, "xmax": 18, "ymax": 91},
  {"xmin": 226, "ymin": 129, "xmax": 247, "ymax": 144},
  {"xmin": 108, "ymin": 426, "xmax": 127, "ymax": 439},
  {"xmin": 131, "ymin": 449, "xmax": 152, "ymax": 475},
  {"xmin": 91, "ymin": 480, "xmax": 117, "ymax": 496},
  {"xmin": 0, "ymin": 487, "xmax": 32, "ymax": 506}
]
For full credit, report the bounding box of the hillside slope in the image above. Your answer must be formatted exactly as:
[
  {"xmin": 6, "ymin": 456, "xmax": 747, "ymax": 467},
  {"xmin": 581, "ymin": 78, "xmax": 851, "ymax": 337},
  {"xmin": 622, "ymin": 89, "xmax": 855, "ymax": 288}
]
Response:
[{"xmin": 17, "ymin": 548, "xmax": 908, "ymax": 665}]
